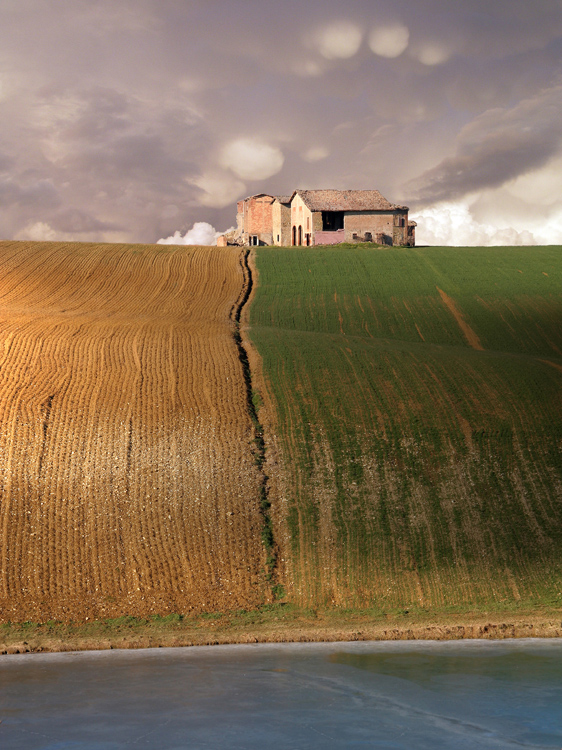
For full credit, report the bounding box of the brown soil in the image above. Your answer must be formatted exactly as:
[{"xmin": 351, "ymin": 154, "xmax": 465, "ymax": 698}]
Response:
[
  {"xmin": 1, "ymin": 609, "xmax": 560, "ymax": 655},
  {"xmin": 0, "ymin": 241, "xmax": 266, "ymax": 623}
]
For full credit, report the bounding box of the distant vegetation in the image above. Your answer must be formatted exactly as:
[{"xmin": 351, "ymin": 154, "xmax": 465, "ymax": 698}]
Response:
[{"xmin": 250, "ymin": 246, "xmax": 562, "ymax": 612}]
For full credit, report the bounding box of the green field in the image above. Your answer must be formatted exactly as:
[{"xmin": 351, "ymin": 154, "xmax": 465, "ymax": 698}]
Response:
[{"xmin": 249, "ymin": 246, "xmax": 562, "ymax": 612}]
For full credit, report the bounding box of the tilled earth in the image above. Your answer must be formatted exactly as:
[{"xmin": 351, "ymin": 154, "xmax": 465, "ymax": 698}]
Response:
[{"xmin": 0, "ymin": 241, "xmax": 266, "ymax": 622}]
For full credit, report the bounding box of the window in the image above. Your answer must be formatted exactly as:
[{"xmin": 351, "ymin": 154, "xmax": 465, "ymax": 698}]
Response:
[{"xmin": 322, "ymin": 211, "xmax": 344, "ymax": 231}]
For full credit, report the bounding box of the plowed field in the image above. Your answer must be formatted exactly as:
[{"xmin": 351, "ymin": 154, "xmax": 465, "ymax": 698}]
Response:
[
  {"xmin": 0, "ymin": 241, "xmax": 265, "ymax": 622},
  {"xmin": 250, "ymin": 246, "xmax": 562, "ymax": 611}
]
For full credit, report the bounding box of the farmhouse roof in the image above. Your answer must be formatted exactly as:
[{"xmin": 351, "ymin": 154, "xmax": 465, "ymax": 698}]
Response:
[
  {"xmin": 275, "ymin": 195, "xmax": 292, "ymax": 204},
  {"xmin": 291, "ymin": 189, "xmax": 407, "ymax": 212},
  {"xmin": 241, "ymin": 193, "xmax": 275, "ymax": 201}
]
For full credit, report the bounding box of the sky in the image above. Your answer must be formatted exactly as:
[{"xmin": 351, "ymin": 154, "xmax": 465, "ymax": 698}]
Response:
[{"xmin": 1, "ymin": 0, "xmax": 562, "ymax": 246}]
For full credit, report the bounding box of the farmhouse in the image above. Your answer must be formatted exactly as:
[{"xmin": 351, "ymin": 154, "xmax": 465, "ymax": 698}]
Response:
[{"xmin": 218, "ymin": 189, "xmax": 416, "ymax": 247}]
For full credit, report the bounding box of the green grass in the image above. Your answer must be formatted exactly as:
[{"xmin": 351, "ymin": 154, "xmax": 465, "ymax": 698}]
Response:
[{"xmin": 249, "ymin": 246, "xmax": 562, "ymax": 610}]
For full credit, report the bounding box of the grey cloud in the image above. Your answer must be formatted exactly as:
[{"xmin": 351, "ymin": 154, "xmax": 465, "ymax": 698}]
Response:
[
  {"xmin": 49, "ymin": 208, "xmax": 121, "ymax": 234},
  {"xmin": 407, "ymin": 85, "xmax": 562, "ymax": 205},
  {"xmin": 0, "ymin": 178, "xmax": 60, "ymax": 209}
]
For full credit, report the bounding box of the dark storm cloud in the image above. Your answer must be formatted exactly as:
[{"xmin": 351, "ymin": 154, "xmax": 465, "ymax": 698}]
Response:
[
  {"xmin": 408, "ymin": 84, "xmax": 562, "ymax": 205},
  {"xmin": 0, "ymin": 0, "xmax": 561, "ymax": 242}
]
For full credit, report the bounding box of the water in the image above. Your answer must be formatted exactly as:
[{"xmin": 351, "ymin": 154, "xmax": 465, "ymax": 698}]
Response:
[{"xmin": 1, "ymin": 639, "xmax": 561, "ymax": 749}]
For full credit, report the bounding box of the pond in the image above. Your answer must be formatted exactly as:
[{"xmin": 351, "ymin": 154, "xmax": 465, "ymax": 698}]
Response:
[{"xmin": 1, "ymin": 639, "xmax": 561, "ymax": 749}]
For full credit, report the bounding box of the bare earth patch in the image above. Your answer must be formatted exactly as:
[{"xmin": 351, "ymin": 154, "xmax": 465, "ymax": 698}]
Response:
[{"xmin": 0, "ymin": 241, "xmax": 266, "ymax": 623}]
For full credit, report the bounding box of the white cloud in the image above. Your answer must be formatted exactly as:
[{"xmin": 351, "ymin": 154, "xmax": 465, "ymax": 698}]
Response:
[
  {"xmin": 157, "ymin": 221, "xmax": 222, "ymax": 246},
  {"xmin": 412, "ymin": 43, "xmax": 450, "ymax": 66},
  {"xmin": 312, "ymin": 21, "xmax": 363, "ymax": 60},
  {"xmin": 506, "ymin": 153, "xmax": 562, "ymax": 207},
  {"xmin": 219, "ymin": 138, "xmax": 284, "ymax": 181},
  {"xmin": 368, "ymin": 24, "xmax": 409, "ymax": 58},
  {"xmin": 412, "ymin": 201, "xmax": 537, "ymax": 246},
  {"xmin": 191, "ymin": 170, "xmax": 246, "ymax": 208},
  {"xmin": 303, "ymin": 146, "xmax": 329, "ymax": 162},
  {"xmin": 296, "ymin": 60, "xmax": 324, "ymax": 77},
  {"xmin": 15, "ymin": 221, "xmax": 58, "ymax": 241}
]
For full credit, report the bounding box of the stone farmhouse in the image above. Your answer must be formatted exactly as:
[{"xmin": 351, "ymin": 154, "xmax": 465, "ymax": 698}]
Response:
[{"xmin": 218, "ymin": 189, "xmax": 416, "ymax": 247}]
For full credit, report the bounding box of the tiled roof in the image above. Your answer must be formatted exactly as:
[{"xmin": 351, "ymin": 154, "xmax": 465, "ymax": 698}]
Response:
[
  {"xmin": 275, "ymin": 195, "xmax": 292, "ymax": 204},
  {"xmin": 293, "ymin": 189, "xmax": 407, "ymax": 212}
]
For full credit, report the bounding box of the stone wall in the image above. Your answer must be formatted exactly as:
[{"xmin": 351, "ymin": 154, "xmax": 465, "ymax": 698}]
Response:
[
  {"xmin": 272, "ymin": 200, "xmax": 291, "ymax": 246},
  {"xmin": 344, "ymin": 211, "xmax": 409, "ymax": 245}
]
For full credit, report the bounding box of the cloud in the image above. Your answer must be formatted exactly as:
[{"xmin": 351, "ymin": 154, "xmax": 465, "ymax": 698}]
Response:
[
  {"xmin": 412, "ymin": 201, "xmax": 537, "ymax": 246},
  {"xmin": 15, "ymin": 221, "xmax": 59, "ymax": 242},
  {"xmin": 219, "ymin": 138, "xmax": 285, "ymax": 181},
  {"xmin": 407, "ymin": 84, "xmax": 562, "ymax": 205},
  {"xmin": 157, "ymin": 222, "xmax": 222, "ymax": 246},
  {"xmin": 1, "ymin": 1, "xmax": 562, "ymax": 244},
  {"xmin": 303, "ymin": 146, "xmax": 329, "ymax": 162},
  {"xmin": 49, "ymin": 208, "xmax": 120, "ymax": 234},
  {"xmin": 0, "ymin": 178, "xmax": 60, "ymax": 209},
  {"xmin": 412, "ymin": 43, "xmax": 450, "ymax": 66},
  {"xmin": 368, "ymin": 24, "xmax": 409, "ymax": 58},
  {"xmin": 311, "ymin": 21, "xmax": 363, "ymax": 60},
  {"xmin": 191, "ymin": 170, "xmax": 246, "ymax": 208}
]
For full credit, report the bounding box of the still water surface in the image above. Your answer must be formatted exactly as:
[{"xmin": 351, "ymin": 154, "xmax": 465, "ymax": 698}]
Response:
[{"xmin": 1, "ymin": 639, "xmax": 561, "ymax": 749}]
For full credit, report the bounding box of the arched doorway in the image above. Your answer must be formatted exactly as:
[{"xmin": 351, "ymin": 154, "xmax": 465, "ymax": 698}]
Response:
[
  {"xmin": 292, "ymin": 225, "xmax": 297, "ymax": 246},
  {"xmin": 298, "ymin": 225, "xmax": 303, "ymax": 246}
]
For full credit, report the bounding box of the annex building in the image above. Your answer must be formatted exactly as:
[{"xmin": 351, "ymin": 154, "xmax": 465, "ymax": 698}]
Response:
[{"xmin": 218, "ymin": 189, "xmax": 416, "ymax": 247}]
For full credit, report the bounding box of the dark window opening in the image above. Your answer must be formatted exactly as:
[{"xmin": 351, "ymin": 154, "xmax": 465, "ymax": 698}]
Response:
[
  {"xmin": 292, "ymin": 226, "xmax": 297, "ymax": 246},
  {"xmin": 364, "ymin": 232, "xmax": 373, "ymax": 242},
  {"xmin": 298, "ymin": 225, "xmax": 303, "ymax": 246},
  {"xmin": 322, "ymin": 211, "xmax": 344, "ymax": 231}
]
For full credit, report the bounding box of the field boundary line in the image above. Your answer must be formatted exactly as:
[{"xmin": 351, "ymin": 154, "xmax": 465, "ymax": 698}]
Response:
[{"xmin": 230, "ymin": 249, "xmax": 279, "ymax": 598}]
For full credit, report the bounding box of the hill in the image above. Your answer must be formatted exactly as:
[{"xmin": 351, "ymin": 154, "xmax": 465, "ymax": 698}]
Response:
[
  {"xmin": 0, "ymin": 241, "xmax": 267, "ymax": 622},
  {"xmin": 250, "ymin": 246, "xmax": 562, "ymax": 613}
]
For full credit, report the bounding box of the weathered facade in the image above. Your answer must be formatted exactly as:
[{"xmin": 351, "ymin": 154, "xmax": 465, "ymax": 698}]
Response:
[
  {"xmin": 218, "ymin": 189, "xmax": 415, "ymax": 247},
  {"xmin": 272, "ymin": 196, "xmax": 292, "ymax": 246},
  {"xmin": 238, "ymin": 193, "xmax": 276, "ymax": 246}
]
